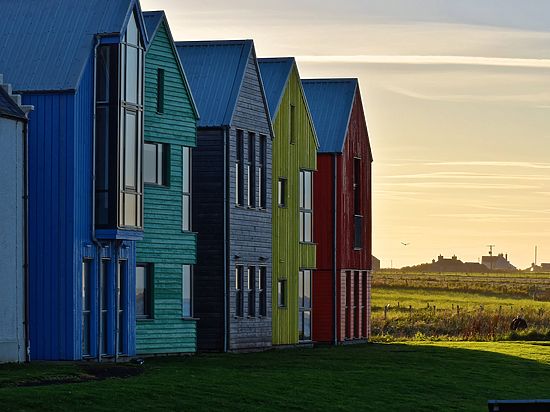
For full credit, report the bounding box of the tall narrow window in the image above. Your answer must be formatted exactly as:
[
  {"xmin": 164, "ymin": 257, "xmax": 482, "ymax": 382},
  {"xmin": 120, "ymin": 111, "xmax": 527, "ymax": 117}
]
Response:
[
  {"xmin": 259, "ymin": 267, "xmax": 267, "ymax": 316},
  {"xmin": 100, "ymin": 260, "xmax": 109, "ymax": 355},
  {"xmin": 136, "ymin": 264, "xmax": 152, "ymax": 319},
  {"xmin": 235, "ymin": 266, "xmax": 244, "ymax": 316},
  {"xmin": 353, "ymin": 158, "xmax": 363, "ymax": 249},
  {"xmin": 299, "ymin": 270, "xmax": 312, "ymax": 341},
  {"xmin": 236, "ymin": 130, "xmax": 244, "ymax": 206},
  {"xmin": 157, "ymin": 68, "xmax": 165, "ymax": 113},
  {"xmin": 290, "ymin": 104, "xmax": 296, "ymax": 144},
  {"xmin": 259, "ymin": 135, "xmax": 267, "ymax": 209},
  {"xmin": 247, "ymin": 133, "xmax": 256, "ymax": 208},
  {"xmin": 182, "ymin": 265, "xmax": 192, "ymax": 317},
  {"xmin": 300, "ymin": 170, "xmax": 313, "ymax": 242},
  {"xmin": 82, "ymin": 260, "xmax": 92, "ymax": 356},
  {"xmin": 117, "ymin": 260, "xmax": 126, "ymax": 354},
  {"xmin": 182, "ymin": 147, "xmax": 191, "ymax": 231},
  {"xmin": 278, "ymin": 178, "xmax": 287, "ymax": 207},
  {"xmin": 278, "ymin": 279, "xmax": 287, "ymax": 307},
  {"xmin": 362, "ymin": 271, "xmax": 368, "ymax": 337},
  {"xmin": 247, "ymin": 266, "xmax": 256, "ymax": 316},
  {"xmin": 144, "ymin": 142, "xmax": 167, "ymax": 186},
  {"xmin": 354, "ymin": 271, "xmax": 360, "ymax": 338},
  {"xmin": 345, "ymin": 271, "xmax": 351, "ymax": 339}
]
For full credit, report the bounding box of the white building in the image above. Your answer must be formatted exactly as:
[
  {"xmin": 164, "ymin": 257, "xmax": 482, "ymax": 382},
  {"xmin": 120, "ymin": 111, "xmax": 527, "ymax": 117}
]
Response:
[{"xmin": 0, "ymin": 75, "xmax": 31, "ymax": 362}]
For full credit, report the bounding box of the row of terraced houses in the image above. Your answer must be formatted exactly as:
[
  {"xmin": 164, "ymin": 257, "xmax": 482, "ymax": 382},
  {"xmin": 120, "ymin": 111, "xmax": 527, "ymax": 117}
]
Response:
[{"xmin": 0, "ymin": 0, "xmax": 372, "ymax": 362}]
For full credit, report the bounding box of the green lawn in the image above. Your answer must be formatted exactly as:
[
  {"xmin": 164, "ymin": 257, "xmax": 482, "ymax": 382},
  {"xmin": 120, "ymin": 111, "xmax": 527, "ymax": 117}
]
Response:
[{"xmin": 1, "ymin": 342, "xmax": 549, "ymax": 411}]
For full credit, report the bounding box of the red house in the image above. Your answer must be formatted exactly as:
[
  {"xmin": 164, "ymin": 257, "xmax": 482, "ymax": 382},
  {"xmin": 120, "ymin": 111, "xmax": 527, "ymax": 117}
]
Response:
[{"xmin": 302, "ymin": 79, "xmax": 373, "ymax": 344}]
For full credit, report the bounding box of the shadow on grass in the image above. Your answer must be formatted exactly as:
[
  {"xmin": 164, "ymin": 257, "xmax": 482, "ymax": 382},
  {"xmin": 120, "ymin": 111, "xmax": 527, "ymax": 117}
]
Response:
[{"xmin": 1, "ymin": 343, "xmax": 549, "ymax": 411}]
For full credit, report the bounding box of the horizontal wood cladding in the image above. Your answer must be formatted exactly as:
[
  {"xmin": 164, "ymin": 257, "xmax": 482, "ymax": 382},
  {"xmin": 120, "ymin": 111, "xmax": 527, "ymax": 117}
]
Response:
[
  {"xmin": 271, "ymin": 65, "xmax": 318, "ymax": 345},
  {"xmin": 227, "ymin": 52, "xmax": 273, "ymax": 350},
  {"xmin": 193, "ymin": 128, "xmax": 225, "ymax": 351},
  {"xmin": 136, "ymin": 20, "xmax": 198, "ymax": 355}
]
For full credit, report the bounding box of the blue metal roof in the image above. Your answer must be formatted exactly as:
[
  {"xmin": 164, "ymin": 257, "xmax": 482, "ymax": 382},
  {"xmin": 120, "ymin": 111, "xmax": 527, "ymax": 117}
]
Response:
[
  {"xmin": 0, "ymin": 0, "xmax": 148, "ymax": 93},
  {"xmin": 0, "ymin": 86, "xmax": 25, "ymax": 119},
  {"xmin": 302, "ymin": 79, "xmax": 358, "ymax": 153},
  {"xmin": 257, "ymin": 58, "xmax": 294, "ymax": 119},
  {"xmin": 175, "ymin": 40, "xmax": 253, "ymax": 128},
  {"xmin": 143, "ymin": 11, "xmax": 199, "ymax": 120}
]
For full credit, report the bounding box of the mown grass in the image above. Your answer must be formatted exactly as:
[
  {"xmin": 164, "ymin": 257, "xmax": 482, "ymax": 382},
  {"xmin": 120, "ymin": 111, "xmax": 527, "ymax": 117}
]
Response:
[
  {"xmin": 1, "ymin": 342, "xmax": 550, "ymax": 411},
  {"xmin": 372, "ymin": 271, "xmax": 550, "ymax": 340}
]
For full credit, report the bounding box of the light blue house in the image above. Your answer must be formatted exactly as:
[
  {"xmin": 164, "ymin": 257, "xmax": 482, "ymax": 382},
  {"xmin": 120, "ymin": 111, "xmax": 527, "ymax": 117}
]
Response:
[
  {"xmin": 0, "ymin": 0, "xmax": 148, "ymax": 360},
  {"xmin": 0, "ymin": 75, "xmax": 31, "ymax": 362}
]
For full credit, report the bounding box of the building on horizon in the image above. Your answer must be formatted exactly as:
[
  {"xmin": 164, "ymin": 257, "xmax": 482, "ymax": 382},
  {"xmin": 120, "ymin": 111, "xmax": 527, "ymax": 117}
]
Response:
[{"xmin": 481, "ymin": 253, "xmax": 517, "ymax": 272}]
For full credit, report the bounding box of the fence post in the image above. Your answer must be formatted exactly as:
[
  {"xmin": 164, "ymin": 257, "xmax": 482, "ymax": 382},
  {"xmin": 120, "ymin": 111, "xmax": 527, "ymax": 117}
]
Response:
[
  {"xmin": 384, "ymin": 305, "xmax": 388, "ymax": 320},
  {"xmin": 457, "ymin": 305, "xmax": 460, "ymax": 316}
]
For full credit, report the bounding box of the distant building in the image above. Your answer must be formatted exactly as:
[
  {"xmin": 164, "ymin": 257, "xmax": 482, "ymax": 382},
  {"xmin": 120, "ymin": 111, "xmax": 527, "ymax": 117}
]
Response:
[
  {"xmin": 481, "ymin": 253, "xmax": 517, "ymax": 272},
  {"xmin": 372, "ymin": 256, "xmax": 380, "ymax": 271},
  {"xmin": 541, "ymin": 263, "xmax": 550, "ymax": 271},
  {"xmin": 402, "ymin": 255, "xmax": 488, "ymax": 273}
]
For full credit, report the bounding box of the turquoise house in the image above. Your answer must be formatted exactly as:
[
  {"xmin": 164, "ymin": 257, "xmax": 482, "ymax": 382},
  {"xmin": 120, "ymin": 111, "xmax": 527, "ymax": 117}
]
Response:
[{"xmin": 136, "ymin": 11, "xmax": 199, "ymax": 354}]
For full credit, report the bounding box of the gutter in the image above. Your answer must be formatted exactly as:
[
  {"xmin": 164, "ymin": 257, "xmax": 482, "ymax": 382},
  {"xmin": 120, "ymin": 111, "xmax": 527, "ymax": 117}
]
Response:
[
  {"xmin": 332, "ymin": 154, "xmax": 338, "ymax": 346},
  {"xmin": 22, "ymin": 112, "xmax": 32, "ymax": 362}
]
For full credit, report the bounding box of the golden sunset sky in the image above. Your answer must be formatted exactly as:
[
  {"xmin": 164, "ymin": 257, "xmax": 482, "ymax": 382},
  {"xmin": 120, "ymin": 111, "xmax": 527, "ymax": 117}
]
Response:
[{"xmin": 142, "ymin": 0, "xmax": 550, "ymax": 269}]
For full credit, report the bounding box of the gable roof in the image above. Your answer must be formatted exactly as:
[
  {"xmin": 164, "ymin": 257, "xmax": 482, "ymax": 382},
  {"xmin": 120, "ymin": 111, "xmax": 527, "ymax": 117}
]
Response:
[
  {"xmin": 0, "ymin": 0, "xmax": 148, "ymax": 93},
  {"xmin": 143, "ymin": 11, "xmax": 199, "ymax": 120},
  {"xmin": 258, "ymin": 57, "xmax": 319, "ymax": 148},
  {"xmin": 176, "ymin": 40, "xmax": 272, "ymax": 132},
  {"xmin": 302, "ymin": 79, "xmax": 358, "ymax": 154},
  {"xmin": 257, "ymin": 58, "xmax": 295, "ymax": 117},
  {"xmin": 0, "ymin": 86, "xmax": 26, "ymax": 120}
]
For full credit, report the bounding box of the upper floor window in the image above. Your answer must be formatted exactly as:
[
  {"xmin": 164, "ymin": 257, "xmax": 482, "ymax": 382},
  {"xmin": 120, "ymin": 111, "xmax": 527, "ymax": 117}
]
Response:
[
  {"xmin": 182, "ymin": 147, "xmax": 192, "ymax": 231},
  {"xmin": 144, "ymin": 142, "xmax": 168, "ymax": 186},
  {"xmin": 236, "ymin": 130, "xmax": 244, "ymax": 206},
  {"xmin": 94, "ymin": 11, "xmax": 144, "ymax": 230},
  {"xmin": 300, "ymin": 170, "xmax": 313, "ymax": 242},
  {"xmin": 290, "ymin": 104, "xmax": 296, "ymax": 144},
  {"xmin": 247, "ymin": 133, "xmax": 256, "ymax": 208},
  {"xmin": 353, "ymin": 158, "xmax": 363, "ymax": 249},
  {"xmin": 157, "ymin": 68, "xmax": 165, "ymax": 114},
  {"xmin": 259, "ymin": 135, "xmax": 267, "ymax": 209},
  {"xmin": 278, "ymin": 178, "xmax": 287, "ymax": 208}
]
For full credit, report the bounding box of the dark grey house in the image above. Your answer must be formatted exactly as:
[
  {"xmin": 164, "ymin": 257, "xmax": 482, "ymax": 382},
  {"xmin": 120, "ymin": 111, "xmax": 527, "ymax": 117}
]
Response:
[{"xmin": 176, "ymin": 40, "xmax": 273, "ymax": 352}]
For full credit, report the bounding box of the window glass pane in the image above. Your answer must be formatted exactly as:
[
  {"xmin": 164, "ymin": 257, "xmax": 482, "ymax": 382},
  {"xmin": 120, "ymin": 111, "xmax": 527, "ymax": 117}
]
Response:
[
  {"xmin": 126, "ymin": 12, "xmax": 139, "ymax": 46},
  {"xmin": 82, "ymin": 261, "xmax": 91, "ymax": 356},
  {"xmin": 278, "ymin": 280, "xmax": 286, "ymax": 307},
  {"xmin": 97, "ymin": 46, "xmax": 111, "ymax": 102},
  {"xmin": 303, "ymin": 311, "xmax": 311, "ymax": 340},
  {"xmin": 118, "ymin": 261, "xmax": 126, "ymax": 353},
  {"xmin": 300, "ymin": 212, "xmax": 304, "ymax": 242},
  {"xmin": 136, "ymin": 265, "xmax": 147, "ymax": 318},
  {"xmin": 299, "ymin": 171, "xmax": 304, "ymax": 208},
  {"xmin": 124, "ymin": 111, "xmax": 137, "ymax": 188},
  {"xmin": 157, "ymin": 68, "xmax": 165, "ymax": 113},
  {"xmin": 182, "ymin": 147, "xmax": 190, "ymax": 193},
  {"xmin": 278, "ymin": 179, "xmax": 286, "ymax": 207},
  {"xmin": 144, "ymin": 143, "xmax": 157, "ymax": 184},
  {"xmin": 126, "ymin": 46, "xmax": 138, "ymax": 104},
  {"xmin": 305, "ymin": 171, "xmax": 312, "ymax": 209},
  {"xmin": 298, "ymin": 271, "xmax": 304, "ymax": 306},
  {"xmin": 304, "ymin": 270, "xmax": 311, "ymax": 309},
  {"xmin": 157, "ymin": 144, "xmax": 164, "ymax": 184},
  {"xmin": 124, "ymin": 193, "xmax": 137, "ymax": 227},
  {"xmin": 182, "ymin": 265, "xmax": 192, "ymax": 317},
  {"xmin": 182, "ymin": 194, "xmax": 190, "ymax": 231},
  {"xmin": 304, "ymin": 212, "xmax": 312, "ymax": 242},
  {"xmin": 100, "ymin": 260, "xmax": 109, "ymax": 355}
]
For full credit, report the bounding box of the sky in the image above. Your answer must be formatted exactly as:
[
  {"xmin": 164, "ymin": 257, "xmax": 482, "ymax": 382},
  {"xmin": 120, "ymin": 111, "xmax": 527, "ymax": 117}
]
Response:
[{"xmin": 142, "ymin": 0, "xmax": 550, "ymax": 269}]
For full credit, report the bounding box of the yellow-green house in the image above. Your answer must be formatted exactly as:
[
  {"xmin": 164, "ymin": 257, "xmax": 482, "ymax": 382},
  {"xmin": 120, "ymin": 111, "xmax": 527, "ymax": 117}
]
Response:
[{"xmin": 258, "ymin": 58, "xmax": 319, "ymax": 345}]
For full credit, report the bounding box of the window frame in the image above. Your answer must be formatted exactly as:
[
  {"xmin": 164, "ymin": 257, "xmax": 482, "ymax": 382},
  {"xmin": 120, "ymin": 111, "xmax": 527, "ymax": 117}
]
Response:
[
  {"xmin": 290, "ymin": 104, "xmax": 296, "ymax": 145},
  {"xmin": 298, "ymin": 270, "xmax": 312, "ymax": 341},
  {"xmin": 136, "ymin": 263, "xmax": 153, "ymax": 320},
  {"xmin": 258, "ymin": 135, "xmax": 267, "ymax": 209},
  {"xmin": 143, "ymin": 142, "xmax": 169, "ymax": 186},
  {"xmin": 247, "ymin": 266, "xmax": 256, "ymax": 317},
  {"xmin": 235, "ymin": 265, "xmax": 244, "ymax": 317},
  {"xmin": 157, "ymin": 68, "xmax": 165, "ymax": 114},
  {"xmin": 182, "ymin": 146, "xmax": 192, "ymax": 232},
  {"xmin": 236, "ymin": 130, "xmax": 245, "ymax": 206},
  {"xmin": 299, "ymin": 170, "xmax": 313, "ymax": 243},
  {"xmin": 278, "ymin": 177, "xmax": 287, "ymax": 208},
  {"xmin": 247, "ymin": 132, "xmax": 256, "ymax": 208},
  {"xmin": 258, "ymin": 266, "xmax": 267, "ymax": 317},
  {"xmin": 182, "ymin": 264, "xmax": 193, "ymax": 318},
  {"xmin": 277, "ymin": 279, "xmax": 287, "ymax": 308}
]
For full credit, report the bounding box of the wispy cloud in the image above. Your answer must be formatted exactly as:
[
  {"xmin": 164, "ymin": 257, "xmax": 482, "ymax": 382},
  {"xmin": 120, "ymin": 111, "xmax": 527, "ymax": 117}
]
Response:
[
  {"xmin": 379, "ymin": 182, "xmax": 539, "ymax": 190},
  {"xmin": 424, "ymin": 161, "xmax": 550, "ymax": 169},
  {"xmin": 297, "ymin": 55, "xmax": 550, "ymax": 69}
]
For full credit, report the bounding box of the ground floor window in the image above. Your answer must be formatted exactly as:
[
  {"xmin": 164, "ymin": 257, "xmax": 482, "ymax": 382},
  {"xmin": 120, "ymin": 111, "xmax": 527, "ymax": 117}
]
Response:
[
  {"xmin": 183, "ymin": 265, "xmax": 193, "ymax": 317},
  {"xmin": 278, "ymin": 279, "xmax": 287, "ymax": 307},
  {"xmin": 136, "ymin": 264, "xmax": 152, "ymax": 319},
  {"xmin": 259, "ymin": 267, "xmax": 267, "ymax": 316},
  {"xmin": 82, "ymin": 260, "xmax": 92, "ymax": 356},
  {"xmin": 299, "ymin": 270, "xmax": 312, "ymax": 341},
  {"xmin": 248, "ymin": 266, "xmax": 256, "ymax": 316},
  {"xmin": 235, "ymin": 266, "xmax": 244, "ymax": 317}
]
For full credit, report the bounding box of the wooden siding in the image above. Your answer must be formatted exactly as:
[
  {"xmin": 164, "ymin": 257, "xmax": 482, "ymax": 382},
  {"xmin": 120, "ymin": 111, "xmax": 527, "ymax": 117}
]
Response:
[
  {"xmin": 271, "ymin": 65, "xmax": 317, "ymax": 345},
  {"xmin": 312, "ymin": 88, "xmax": 373, "ymax": 343},
  {"xmin": 228, "ymin": 51, "xmax": 273, "ymax": 351},
  {"xmin": 193, "ymin": 128, "xmax": 226, "ymax": 351},
  {"xmin": 136, "ymin": 20, "xmax": 198, "ymax": 355}
]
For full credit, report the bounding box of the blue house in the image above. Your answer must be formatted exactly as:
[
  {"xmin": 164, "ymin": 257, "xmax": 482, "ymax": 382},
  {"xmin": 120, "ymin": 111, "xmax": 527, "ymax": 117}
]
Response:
[
  {"xmin": 0, "ymin": 0, "xmax": 149, "ymax": 360},
  {"xmin": 176, "ymin": 40, "xmax": 274, "ymax": 351}
]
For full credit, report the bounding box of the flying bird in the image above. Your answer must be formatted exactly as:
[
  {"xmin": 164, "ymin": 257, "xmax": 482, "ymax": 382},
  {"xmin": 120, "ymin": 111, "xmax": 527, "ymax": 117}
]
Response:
[{"xmin": 401, "ymin": 242, "xmax": 410, "ymax": 246}]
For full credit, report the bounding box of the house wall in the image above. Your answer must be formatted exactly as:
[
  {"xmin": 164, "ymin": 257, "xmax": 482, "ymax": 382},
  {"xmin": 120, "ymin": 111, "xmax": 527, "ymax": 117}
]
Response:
[
  {"xmin": 193, "ymin": 128, "xmax": 226, "ymax": 351},
  {"xmin": 271, "ymin": 65, "xmax": 317, "ymax": 345},
  {"xmin": 227, "ymin": 51, "xmax": 273, "ymax": 351},
  {"xmin": 0, "ymin": 115, "xmax": 25, "ymax": 362},
  {"xmin": 137, "ymin": 20, "xmax": 198, "ymax": 355}
]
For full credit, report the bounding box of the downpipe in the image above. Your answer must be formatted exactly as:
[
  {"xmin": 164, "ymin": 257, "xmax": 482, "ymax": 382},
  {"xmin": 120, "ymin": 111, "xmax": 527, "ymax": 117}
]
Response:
[{"xmin": 332, "ymin": 154, "xmax": 338, "ymax": 346}]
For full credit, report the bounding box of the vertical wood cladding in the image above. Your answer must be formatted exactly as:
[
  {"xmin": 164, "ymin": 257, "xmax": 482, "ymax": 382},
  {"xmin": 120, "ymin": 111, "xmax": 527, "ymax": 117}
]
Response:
[
  {"xmin": 136, "ymin": 20, "xmax": 198, "ymax": 355},
  {"xmin": 271, "ymin": 65, "xmax": 317, "ymax": 345},
  {"xmin": 312, "ymin": 87, "xmax": 373, "ymax": 344}
]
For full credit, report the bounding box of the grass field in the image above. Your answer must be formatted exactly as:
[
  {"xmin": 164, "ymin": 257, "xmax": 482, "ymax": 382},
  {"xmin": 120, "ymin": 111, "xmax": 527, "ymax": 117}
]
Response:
[
  {"xmin": 372, "ymin": 271, "xmax": 550, "ymax": 340},
  {"xmin": 1, "ymin": 342, "xmax": 550, "ymax": 411}
]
